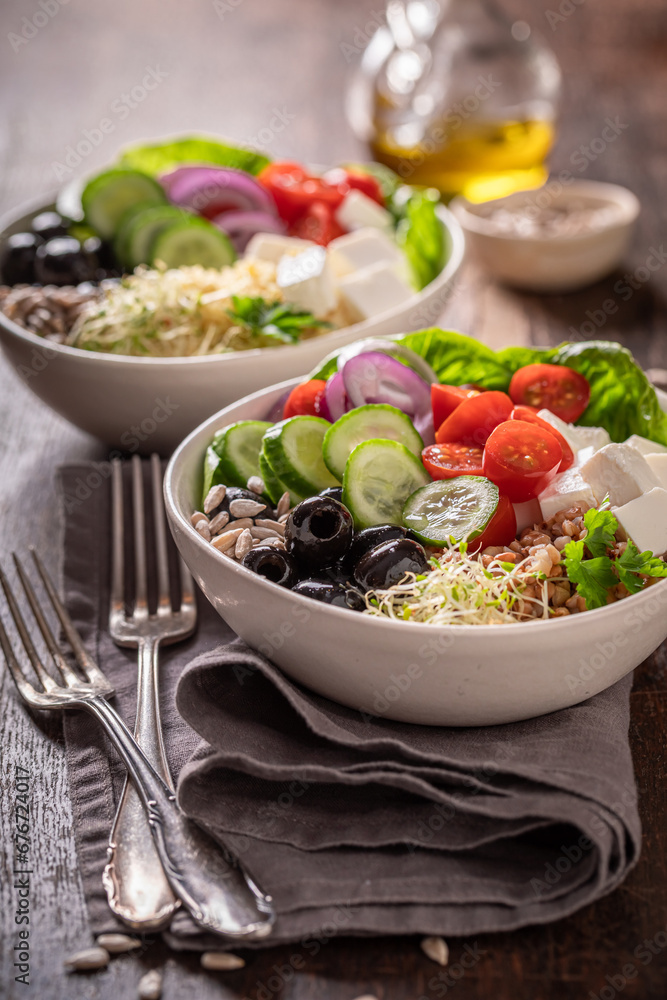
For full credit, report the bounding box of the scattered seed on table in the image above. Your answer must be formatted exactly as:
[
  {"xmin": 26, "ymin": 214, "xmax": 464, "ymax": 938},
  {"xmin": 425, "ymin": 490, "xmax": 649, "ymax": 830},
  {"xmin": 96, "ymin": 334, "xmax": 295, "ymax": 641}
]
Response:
[
  {"xmin": 229, "ymin": 498, "xmax": 266, "ymax": 518},
  {"xmin": 247, "ymin": 475, "xmax": 265, "ymax": 495},
  {"xmin": 276, "ymin": 491, "xmax": 291, "ymax": 517},
  {"xmin": 255, "ymin": 518, "xmax": 285, "ymax": 534},
  {"xmin": 200, "ymin": 951, "xmax": 246, "ymax": 970},
  {"xmin": 204, "ymin": 485, "xmax": 226, "ymax": 513},
  {"xmin": 235, "ymin": 528, "xmax": 253, "ymax": 560},
  {"xmin": 420, "ymin": 935, "xmax": 449, "ymax": 965},
  {"xmin": 64, "ymin": 946, "xmax": 110, "ymax": 971},
  {"xmin": 208, "ymin": 510, "xmax": 230, "ymax": 535},
  {"xmin": 190, "ymin": 511, "xmax": 207, "ymax": 528},
  {"xmin": 195, "ymin": 520, "xmax": 212, "ymax": 542},
  {"xmin": 96, "ymin": 933, "xmax": 141, "ymax": 954},
  {"xmin": 211, "ymin": 527, "xmax": 244, "ymax": 552},
  {"xmin": 138, "ymin": 968, "xmax": 163, "ymax": 1000}
]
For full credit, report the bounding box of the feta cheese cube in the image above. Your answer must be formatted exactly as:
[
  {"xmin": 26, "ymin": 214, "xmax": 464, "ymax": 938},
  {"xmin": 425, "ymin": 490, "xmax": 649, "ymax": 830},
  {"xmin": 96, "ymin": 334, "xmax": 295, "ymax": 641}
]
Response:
[
  {"xmin": 624, "ymin": 434, "xmax": 667, "ymax": 457},
  {"xmin": 338, "ymin": 261, "xmax": 414, "ymax": 322},
  {"xmin": 644, "ymin": 453, "xmax": 667, "ymax": 490},
  {"xmin": 580, "ymin": 443, "xmax": 661, "ymax": 507},
  {"xmin": 335, "ymin": 189, "xmax": 393, "ymax": 233},
  {"xmin": 328, "ymin": 227, "xmax": 405, "ymax": 278},
  {"xmin": 537, "ymin": 410, "xmax": 610, "ymax": 455},
  {"xmin": 276, "ymin": 246, "xmax": 337, "ymax": 316},
  {"xmin": 513, "ymin": 499, "xmax": 543, "ymax": 533},
  {"xmin": 577, "ymin": 446, "xmax": 595, "ymax": 466},
  {"xmin": 538, "ymin": 468, "xmax": 597, "ymax": 522},
  {"xmin": 245, "ymin": 233, "xmax": 314, "ymax": 263},
  {"xmin": 612, "ymin": 488, "xmax": 667, "ymax": 556}
]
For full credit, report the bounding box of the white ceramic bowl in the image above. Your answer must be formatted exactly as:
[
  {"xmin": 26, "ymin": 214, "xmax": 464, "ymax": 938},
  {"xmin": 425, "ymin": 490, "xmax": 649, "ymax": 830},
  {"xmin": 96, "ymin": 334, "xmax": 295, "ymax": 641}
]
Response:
[
  {"xmin": 451, "ymin": 180, "xmax": 640, "ymax": 293},
  {"xmin": 164, "ymin": 378, "xmax": 667, "ymax": 727},
  {"xmin": 0, "ymin": 198, "xmax": 464, "ymax": 454}
]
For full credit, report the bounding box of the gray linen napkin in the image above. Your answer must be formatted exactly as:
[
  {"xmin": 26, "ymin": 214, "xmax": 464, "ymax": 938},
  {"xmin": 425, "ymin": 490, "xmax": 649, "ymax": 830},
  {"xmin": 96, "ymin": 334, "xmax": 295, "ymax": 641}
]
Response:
[{"xmin": 57, "ymin": 462, "xmax": 641, "ymax": 948}]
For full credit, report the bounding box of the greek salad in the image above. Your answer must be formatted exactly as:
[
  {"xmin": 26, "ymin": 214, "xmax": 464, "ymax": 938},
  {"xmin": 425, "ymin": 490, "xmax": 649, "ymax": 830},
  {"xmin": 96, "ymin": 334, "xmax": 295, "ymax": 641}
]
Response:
[
  {"xmin": 192, "ymin": 330, "xmax": 667, "ymax": 624},
  {"xmin": 0, "ymin": 135, "xmax": 447, "ymax": 357}
]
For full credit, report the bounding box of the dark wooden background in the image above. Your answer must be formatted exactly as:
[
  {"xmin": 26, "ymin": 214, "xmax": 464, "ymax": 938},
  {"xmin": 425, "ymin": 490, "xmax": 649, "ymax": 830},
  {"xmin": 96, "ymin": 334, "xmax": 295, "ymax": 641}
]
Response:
[{"xmin": 1, "ymin": 0, "xmax": 667, "ymax": 997}]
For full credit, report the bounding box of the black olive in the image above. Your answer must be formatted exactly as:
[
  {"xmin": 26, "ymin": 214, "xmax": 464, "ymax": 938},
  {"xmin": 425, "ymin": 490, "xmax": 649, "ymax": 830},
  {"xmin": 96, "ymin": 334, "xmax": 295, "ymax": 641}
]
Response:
[
  {"xmin": 242, "ymin": 547, "xmax": 298, "ymax": 588},
  {"xmin": 31, "ymin": 211, "xmax": 68, "ymax": 241},
  {"xmin": 345, "ymin": 524, "xmax": 409, "ymax": 572},
  {"xmin": 207, "ymin": 486, "xmax": 274, "ymax": 520},
  {"xmin": 319, "ymin": 486, "xmax": 344, "ymax": 503},
  {"xmin": 354, "ymin": 537, "xmax": 429, "ymax": 591},
  {"xmin": 285, "ymin": 496, "xmax": 353, "ymax": 568},
  {"xmin": 292, "ymin": 578, "xmax": 364, "ymax": 611},
  {"xmin": 34, "ymin": 236, "xmax": 100, "ymax": 286},
  {"xmin": 0, "ymin": 232, "xmax": 43, "ymax": 284}
]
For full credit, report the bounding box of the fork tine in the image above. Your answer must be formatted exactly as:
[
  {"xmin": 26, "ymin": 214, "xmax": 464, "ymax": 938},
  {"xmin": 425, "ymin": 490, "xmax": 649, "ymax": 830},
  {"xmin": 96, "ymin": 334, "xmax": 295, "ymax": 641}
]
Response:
[
  {"xmin": 29, "ymin": 549, "xmax": 114, "ymax": 696},
  {"xmin": 151, "ymin": 453, "xmax": 171, "ymax": 613},
  {"xmin": 0, "ymin": 605, "xmax": 41, "ymax": 704},
  {"xmin": 12, "ymin": 554, "xmax": 81, "ymax": 686},
  {"xmin": 0, "ymin": 560, "xmax": 58, "ymax": 692},
  {"xmin": 132, "ymin": 455, "xmax": 149, "ymax": 620},
  {"xmin": 110, "ymin": 458, "xmax": 125, "ymax": 619}
]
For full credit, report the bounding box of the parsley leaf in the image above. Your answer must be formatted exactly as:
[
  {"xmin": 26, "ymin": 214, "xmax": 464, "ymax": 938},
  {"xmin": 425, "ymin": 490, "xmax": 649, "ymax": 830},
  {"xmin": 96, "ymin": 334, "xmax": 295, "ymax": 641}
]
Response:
[
  {"xmin": 563, "ymin": 539, "xmax": 619, "ymax": 609},
  {"xmin": 616, "ymin": 541, "xmax": 667, "ymax": 593},
  {"xmin": 227, "ymin": 296, "xmax": 330, "ymax": 344},
  {"xmin": 582, "ymin": 506, "xmax": 617, "ymax": 557}
]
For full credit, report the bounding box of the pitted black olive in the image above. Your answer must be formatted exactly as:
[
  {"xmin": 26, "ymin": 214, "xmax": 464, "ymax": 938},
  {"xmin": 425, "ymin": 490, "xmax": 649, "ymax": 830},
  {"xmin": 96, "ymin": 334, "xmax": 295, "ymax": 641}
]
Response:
[
  {"xmin": 292, "ymin": 578, "xmax": 364, "ymax": 611},
  {"xmin": 0, "ymin": 232, "xmax": 43, "ymax": 284},
  {"xmin": 353, "ymin": 537, "xmax": 429, "ymax": 591},
  {"xmin": 285, "ymin": 496, "xmax": 353, "ymax": 568},
  {"xmin": 242, "ymin": 547, "xmax": 298, "ymax": 588},
  {"xmin": 31, "ymin": 211, "xmax": 69, "ymax": 241},
  {"xmin": 345, "ymin": 524, "xmax": 409, "ymax": 571},
  {"xmin": 34, "ymin": 236, "xmax": 100, "ymax": 285},
  {"xmin": 319, "ymin": 486, "xmax": 344, "ymax": 504}
]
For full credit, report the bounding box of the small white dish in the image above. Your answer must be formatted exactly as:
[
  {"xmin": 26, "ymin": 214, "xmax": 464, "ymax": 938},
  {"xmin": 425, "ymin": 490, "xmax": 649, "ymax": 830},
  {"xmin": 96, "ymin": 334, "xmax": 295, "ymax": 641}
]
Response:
[
  {"xmin": 164, "ymin": 376, "xmax": 667, "ymax": 728},
  {"xmin": 451, "ymin": 180, "xmax": 640, "ymax": 293},
  {"xmin": 0, "ymin": 198, "xmax": 464, "ymax": 454}
]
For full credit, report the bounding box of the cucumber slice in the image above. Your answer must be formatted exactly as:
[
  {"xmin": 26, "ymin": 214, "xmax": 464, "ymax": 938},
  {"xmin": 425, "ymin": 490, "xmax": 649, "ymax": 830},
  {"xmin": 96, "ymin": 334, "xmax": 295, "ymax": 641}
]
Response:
[
  {"xmin": 403, "ymin": 477, "xmax": 499, "ymax": 546},
  {"xmin": 259, "ymin": 446, "xmax": 301, "ymax": 507},
  {"xmin": 342, "ymin": 439, "xmax": 430, "ymax": 529},
  {"xmin": 150, "ymin": 216, "xmax": 236, "ymax": 268},
  {"xmin": 210, "ymin": 420, "xmax": 272, "ymax": 491},
  {"xmin": 323, "ymin": 404, "xmax": 423, "ymax": 481},
  {"xmin": 115, "ymin": 204, "xmax": 188, "ymax": 270},
  {"xmin": 202, "ymin": 445, "xmax": 223, "ymax": 503},
  {"xmin": 262, "ymin": 416, "xmax": 339, "ymax": 497},
  {"xmin": 81, "ymin": 169, "xmax": 167, "ymax": 240}
]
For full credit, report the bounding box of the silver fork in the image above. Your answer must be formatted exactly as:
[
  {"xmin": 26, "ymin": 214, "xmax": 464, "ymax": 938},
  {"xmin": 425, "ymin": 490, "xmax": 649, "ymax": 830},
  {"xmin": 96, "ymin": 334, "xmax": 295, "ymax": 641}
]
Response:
[
  {"xmin": 104, "ymin": 454, "xmax": 194, "ymax": 929},
  {"xmin": 0, "ymin": 550, "xmax": 275, "ymax": 939}
]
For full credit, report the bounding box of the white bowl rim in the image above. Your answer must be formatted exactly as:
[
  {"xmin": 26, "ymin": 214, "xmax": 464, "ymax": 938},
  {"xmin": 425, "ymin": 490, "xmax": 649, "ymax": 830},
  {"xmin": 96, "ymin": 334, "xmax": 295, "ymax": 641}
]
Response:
[
  {"xmin": 0, "ymin": 196, "xmax": 465, "ymax": 369},
  {"xmin": 451, "ymin": 180, "xmax": 641, "ymax": 246},
  {"xmin": 165, "ymin": 374, "xmax": 667, "ymax": 637}
]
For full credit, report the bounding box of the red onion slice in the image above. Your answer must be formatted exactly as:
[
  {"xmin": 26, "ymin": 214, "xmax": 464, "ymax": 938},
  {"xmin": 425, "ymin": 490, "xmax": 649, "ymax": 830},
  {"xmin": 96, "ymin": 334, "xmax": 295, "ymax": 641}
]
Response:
[
  {"xmin": 160, "ymin": 167, "xmax": 276, "ymax": 218},
  {"xmin": 212, "ymin": 210, "xmax": 286, "ymax": 253},
  {"xmin": 323, "ymin": 371, "xmax": 348, "ymax": 422},
  {"xmin": 336, "ymin": 337, "xmax": 438, "ymax": 386},
  {"xmin": 342, "ymin": 351, "xmax": 431, "ymax": 427}
]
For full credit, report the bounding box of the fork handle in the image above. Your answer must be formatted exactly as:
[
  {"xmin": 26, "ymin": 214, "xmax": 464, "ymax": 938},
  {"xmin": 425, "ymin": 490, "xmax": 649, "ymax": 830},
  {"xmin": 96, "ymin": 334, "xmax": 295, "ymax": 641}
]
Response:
[
  {"xmin": 104, "ymin": 638, "xmax": 178, "ymax": 930},
  {"xmin": 87, "ymin": 693, "xmax": 274, "ymax": 939}
]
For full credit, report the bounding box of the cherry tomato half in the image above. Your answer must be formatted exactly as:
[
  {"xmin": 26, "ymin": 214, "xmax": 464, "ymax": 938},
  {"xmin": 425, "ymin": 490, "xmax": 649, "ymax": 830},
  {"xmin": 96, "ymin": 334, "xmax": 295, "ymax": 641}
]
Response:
[
  {"xmin": 468, "ymin": 494, "xmax": 517, "ymax": 553},
  {"xmin": 431, "ymin": 383, "xmax": 480, "ymax": 433},
  {"xmin": 289, "ymin": 201, "xmax": 346, "ymax": 245},
  {"xmin": 510, "ymin": 405, "xmax": 575, "ymax": 472},
  {"xmin": 283, "ymin": 379, "xmax": 328, "ymax": 418},
  {"xmin": 323, "ymin": 167, "xmax": 385, "ymax": 206},
  {"xmin": 483, "ymin": 421, "xmax": 563, "ymax": 502},
  {"xmin": 435, "ymin": 391, "xmax": 513, "ymax": 447},
  {"xmin": 257, "ymin": 161, "xmax": 344, "ymax": 224},
  {"xmin": 422, "ymin": 442, "xmax": 484, "ymax": 480},
  {"xmin": 509, "ymin": 363, "xmax": 590, "ymax": 424}
]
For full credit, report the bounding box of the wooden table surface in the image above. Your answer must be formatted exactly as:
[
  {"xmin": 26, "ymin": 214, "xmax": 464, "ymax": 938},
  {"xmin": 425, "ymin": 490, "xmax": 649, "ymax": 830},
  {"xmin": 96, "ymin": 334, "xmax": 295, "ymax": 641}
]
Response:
[{"xmin": 1, "ymin": 0, "xmax": 666, "ymax": 997}]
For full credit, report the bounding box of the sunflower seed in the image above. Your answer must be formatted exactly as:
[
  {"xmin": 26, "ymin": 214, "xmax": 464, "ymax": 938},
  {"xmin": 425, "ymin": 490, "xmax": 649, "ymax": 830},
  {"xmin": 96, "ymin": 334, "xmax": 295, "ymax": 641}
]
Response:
[
  {"xmin": 211, "ymin": 527, "xmax": 244, "ymax": 551},
  {"xmin": 258, "ymin": 537, "xmax": 285, "ymax": 549},
  {"xmin": 96, "ymin": 933, "xmax": 141, "ymax": 954},
  {"xmin": 208, "ymin": 510, "xmax": 230, "ymax": 535},
  {"xmin": 138, "ymin": 969, "xmax": 163, "ymax": 1000},
  {"xmin": 255, "ymin": 518, "xmax": 285, "ymax": 534},
  {"xmin": 200, "ymin": 952, "xmax": 246, "ymax": 971},
  {"xmin": 278, "ymin": 513, "xmax": 290, "ymax": 524},
  {"xmin": 64, "ymin": 946, "xmax": 110, "ymax": 971},
  {"xmin": 247, "ymin": 476, "xmax": 265, "ymax": 495},
  {"xmin": 235, "ymin": 528, "xmax": 253, "ymax": 560},
  {"xmin": 204, "ymin": 485, "xmax": 226, "ymax": 513},
  {"xmin": 420, "ymin": 936, "xmax": 449, "ymax": 966},
  {"xmin": 190, "ymin": 511, "xmax": 208, "ymax": 528},
  {"xmin": 225, "ymin": 516, "xmax": 254, "ymax": 531},
  {"xmin": 229, "ymin": 498, "xmax": 266, "ymax": 518},
  {"xmin": 195, "ymin": 520, "xmax": 212, "ymax": 542},
  {"xmin": 250, "ymin": 526, "xmax": 282, "ymax": 540},
  {"xmin": 277, "ymin": 491, "xmax": 291, "ymax": 517}
]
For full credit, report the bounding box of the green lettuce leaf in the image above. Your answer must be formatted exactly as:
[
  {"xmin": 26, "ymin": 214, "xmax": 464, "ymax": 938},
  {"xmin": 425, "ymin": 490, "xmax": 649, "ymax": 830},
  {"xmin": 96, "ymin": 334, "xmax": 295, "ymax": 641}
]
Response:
[
  {"xmin": 117, "ymin": 135, "xmax": 270, "ymax": 177},
  {"xmin": 395, "ymin": 189, "xmax": 447, "ymax": 290},
  {"xmin": 398, "ymin": 329, "xmax": 513, "ymax": 390}
]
